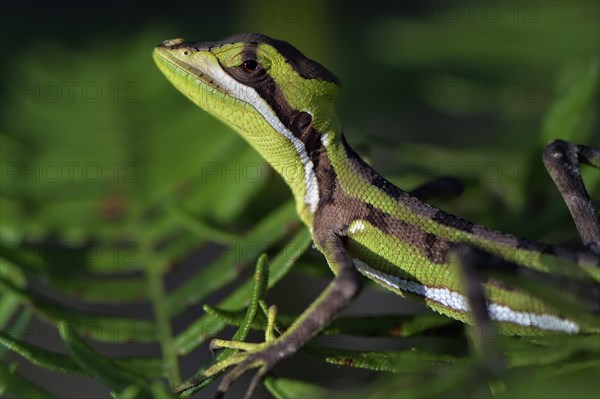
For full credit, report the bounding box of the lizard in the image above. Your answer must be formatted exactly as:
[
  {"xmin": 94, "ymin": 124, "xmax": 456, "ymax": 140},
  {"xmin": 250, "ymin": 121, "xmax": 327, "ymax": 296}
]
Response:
[{"xmin": 153, "ymin": 33, "xmax": 600, "ymax": 398}]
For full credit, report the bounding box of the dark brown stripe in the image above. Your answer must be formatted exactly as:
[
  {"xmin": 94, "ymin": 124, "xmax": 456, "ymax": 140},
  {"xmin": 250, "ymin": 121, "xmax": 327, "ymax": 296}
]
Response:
[
  {"xmin": 311, "ymin": 146, "xmax": 450, "ymax": 264},
  {"xmin": 225, "ymin": 33, "xmax": 339, "ymax": 83},
  {"xmin": 220, "ymin": 46, "xmax": 327, "ymax": 159},
  {"xmin": 341, "ymin": 135, "xmax": 403, "ymax": 200},
  {"xmin": 341, "ymin": 135, "xmax": 441, "ymax": 222},
  {"xmin": 294, "ymin": 112, "xmax": 322, "ymax": 156},
  {"xmin": 517, "ymin": 237, "xmax": 588, "ymax": 263},
  {"xmin": 542, "ymin": 245, "xmax": 579, "ymax": 262},
  {"xmin": 432, "ymin": 210, "xmax": 475, "ymax": 233},
  {"xmin": 316, "ymin": 159, "xmax": 337, "ymax": 206},
  {"xmin": 180, "ymin": 33, "xmax": 339, "ymax": 83},
  {"xmin": 424, "ymin": 233, "xmax": 438, "ymax": 262},
  {"xmin": 516, "ymin": 237, "xmax": 543, "ymax": 251}
]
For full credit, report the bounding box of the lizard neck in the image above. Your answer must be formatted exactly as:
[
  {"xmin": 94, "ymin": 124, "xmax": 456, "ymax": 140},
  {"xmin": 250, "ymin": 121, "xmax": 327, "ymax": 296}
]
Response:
[
  {"xmin": 299, "ymin": 128, "xmax": 409, "ymax": 232},
  {"xmin": 290, "ymin": 120, "xmax": 342, "ymax": 228}
]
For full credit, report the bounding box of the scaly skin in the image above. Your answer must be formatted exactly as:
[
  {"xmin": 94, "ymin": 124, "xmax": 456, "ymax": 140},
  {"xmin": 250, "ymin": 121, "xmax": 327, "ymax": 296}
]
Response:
[{"xmin": 153, "ymin": 33, "xmax": 600, "ymax": 398}]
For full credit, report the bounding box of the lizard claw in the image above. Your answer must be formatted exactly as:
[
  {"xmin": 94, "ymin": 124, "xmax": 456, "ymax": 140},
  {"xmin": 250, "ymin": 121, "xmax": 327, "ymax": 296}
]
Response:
[
  {"xmin": 207, "ymin": 301, "xmax": 284, "ymax": 398},
  {"xmin": 215, "ymin": 357, "xmax": 271, "ymax": 399},
  {"xmin": 209, "ymin": 342, "xmax": 279, "ymax": 399}
]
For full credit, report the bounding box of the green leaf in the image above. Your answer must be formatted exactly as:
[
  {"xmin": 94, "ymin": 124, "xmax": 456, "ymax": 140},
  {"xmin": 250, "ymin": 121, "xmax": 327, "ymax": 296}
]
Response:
[
  {"xmin": 176, "ymin": 254, "xmax": 272, "ymax": 395},
  {"xmin": 0, "ymin": 331, "xmax": 88, "ymax": 376},
  {"xmin": 51, "ymin": 276, "xmax": 147, "ymax": 303},
  {"xmin": 0, "ymin": 277, "xmax": 156, "ymax": 343},
  {"xmin": 265, "ymin": 377, "xmax": 336, "ymax": 399},
  {"xmin": 0, "ymin": 292, "xmax": 22, "ymax": 327},
  {"xmin": 0, "ymin": 330, "xmax": 164, "ymax": 379},
  {"xmin": 502, "ymin": 359, "xmax": 600, "ymax": 399},
  {"xmin": 368, "ymin": 4, "xmax": 599, "ymax": 70},
  {"xmin": 58, "ymin": 323, "xmax": 152, "ymax": 393},
  {"xmin": 112, "ymin": 381, "xmax": 178, "ymax": 399},
  {"xmin": 0, "ymin": 363, "xmax": 59, "ymax": 399},
  {"xmin": 360, "ymin": 368, "xmax": 480, "ymax": 399},
  {"xmin": 323, "ymin": 313, "xmax": 455, "ymax": 337},
  {"xmin": 168, "ymin": 202, "xmax": 241, "ymax": 244},
  {"xmin": 306, "ymin": 344, "xmax": 468, "ymax": 373},
  {"xmin": 541, "ymin": 59, "xmax": 600, "ymax": 144},
  {"xmin": 174, "ymin": 227, "xmax": 312, "ymax": 355},
  {"xmin": 137, "ymin": 218, "xmax": 180, "ymax": 386},
  {"xmin": 166, "ymin": 200, "xmax": 297, "ymax": 316},
  {"xmin": 503, "ymin": 335, "xmax": 600, "ymax": 368},
  {"xmin": 230, "ymin": 254, "xmax": 269, "ymax": 343},
  {"xmin": 174, "ymin": 228, "xmax": 312, "ymax": 396},
  {"xmin": 0, "ymin": 308, "xmax": 31, "ymax": 359},
  {"xmin": 202, "ymin": 308, "xmax": 455, "ymax": 339}
]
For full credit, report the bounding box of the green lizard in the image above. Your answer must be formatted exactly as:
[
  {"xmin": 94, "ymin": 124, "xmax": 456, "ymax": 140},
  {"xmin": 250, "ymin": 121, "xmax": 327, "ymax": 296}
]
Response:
[{"xmin": 153, "ymin": 33, "xmax": 600, "ymax": 398}]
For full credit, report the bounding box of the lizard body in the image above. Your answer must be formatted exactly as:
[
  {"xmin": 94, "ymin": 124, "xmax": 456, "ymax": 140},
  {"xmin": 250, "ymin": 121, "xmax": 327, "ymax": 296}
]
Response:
[{"xmin": 153, "ymin": 33, "xmax": 600, "ymax": 397}]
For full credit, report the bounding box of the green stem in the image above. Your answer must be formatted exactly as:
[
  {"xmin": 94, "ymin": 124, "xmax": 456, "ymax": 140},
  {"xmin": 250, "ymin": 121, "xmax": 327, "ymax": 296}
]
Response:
[
  {"xmin": 138, "ymin": 226, "xmax": 180, "ymax": 386},
  {"xmin": 169, "ymin": 202, "xmax": 241, "ymax": 244}
]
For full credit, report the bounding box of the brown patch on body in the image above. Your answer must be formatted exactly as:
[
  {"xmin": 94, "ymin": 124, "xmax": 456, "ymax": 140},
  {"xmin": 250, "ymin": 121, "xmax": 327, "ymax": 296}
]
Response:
[{"xmin": 312, "ymin": 149, "xmax": 452, "ymax": 264}]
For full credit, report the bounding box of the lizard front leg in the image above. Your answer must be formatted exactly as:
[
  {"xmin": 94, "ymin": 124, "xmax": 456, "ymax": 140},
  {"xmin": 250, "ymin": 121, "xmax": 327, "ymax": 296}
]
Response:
[{"xmin": 205, "ymin": 234, "xmax": 363, "ymax": 399}]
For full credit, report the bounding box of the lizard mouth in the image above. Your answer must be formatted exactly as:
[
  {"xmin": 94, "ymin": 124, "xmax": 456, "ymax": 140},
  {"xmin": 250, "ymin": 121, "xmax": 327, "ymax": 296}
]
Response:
[{"xmin": 153, "ymin": 42, "xmax": 227, "ymax": 95}]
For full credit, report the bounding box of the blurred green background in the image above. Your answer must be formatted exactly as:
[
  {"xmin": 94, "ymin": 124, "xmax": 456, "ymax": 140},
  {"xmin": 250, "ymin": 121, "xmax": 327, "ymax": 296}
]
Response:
[{"xmin": 1, "ymin": 1, "xmax": 598, "ymax": 398}]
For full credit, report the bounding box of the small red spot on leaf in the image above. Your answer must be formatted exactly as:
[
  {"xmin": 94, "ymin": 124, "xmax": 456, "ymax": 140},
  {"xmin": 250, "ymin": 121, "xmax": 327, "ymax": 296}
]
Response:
[
  {"xmin": 284, "ymin": 220, "xmax": 299, "ymax": 233},
  {"xmin": 234, "ymin": 263, "xmax": 245, "ymax": 274},
  {"xmin": 390, "ymin": 324, "xmax": 404, "ymax": 337},
  {"xmin": 100, "ymin": 195, "xmax": 126, "ymax": 220}
]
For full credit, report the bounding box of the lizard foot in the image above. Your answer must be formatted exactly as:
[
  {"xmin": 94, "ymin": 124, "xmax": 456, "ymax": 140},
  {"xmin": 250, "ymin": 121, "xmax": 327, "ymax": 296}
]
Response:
[{"xmin": 205, "ymin": 305, "xmax": 284, "ymax": 399}]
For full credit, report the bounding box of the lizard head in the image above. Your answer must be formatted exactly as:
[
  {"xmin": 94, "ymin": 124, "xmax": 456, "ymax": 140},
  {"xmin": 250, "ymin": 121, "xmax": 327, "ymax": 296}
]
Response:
[{"xmin": 154, "ymin": 33, "xmax": 341, "ymax": 216}]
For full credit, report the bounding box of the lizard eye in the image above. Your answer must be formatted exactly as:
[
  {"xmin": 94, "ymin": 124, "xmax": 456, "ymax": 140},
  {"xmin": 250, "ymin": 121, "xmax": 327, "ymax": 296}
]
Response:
[
  {"xmin": 242, "ymin": 60, "xmax": 258, "ymax": 73},
  {"xmin": 240, "ymin": 59, "xmax": 266, "ymax": 77}
]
